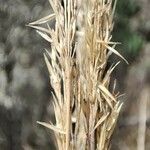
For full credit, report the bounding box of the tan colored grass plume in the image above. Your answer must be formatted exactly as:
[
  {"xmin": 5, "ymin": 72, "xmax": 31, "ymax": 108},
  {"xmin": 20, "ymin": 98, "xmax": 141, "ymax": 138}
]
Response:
[{"xmin": 28, "ymin": 0, "xmax": 127, "ymax": 149}]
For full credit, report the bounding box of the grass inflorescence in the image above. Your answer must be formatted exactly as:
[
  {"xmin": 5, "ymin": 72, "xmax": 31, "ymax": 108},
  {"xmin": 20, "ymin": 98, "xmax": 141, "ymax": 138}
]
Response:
[{"xmin": 28, "ymin": 0, "xmax": 127, "ymax": 149}]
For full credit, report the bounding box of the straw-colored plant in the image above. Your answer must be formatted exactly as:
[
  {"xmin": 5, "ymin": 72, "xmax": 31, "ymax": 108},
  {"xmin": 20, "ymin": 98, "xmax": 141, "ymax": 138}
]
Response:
[{"xmin": 28, "ymin": 0, "xmax": 127, "ymax": 149}]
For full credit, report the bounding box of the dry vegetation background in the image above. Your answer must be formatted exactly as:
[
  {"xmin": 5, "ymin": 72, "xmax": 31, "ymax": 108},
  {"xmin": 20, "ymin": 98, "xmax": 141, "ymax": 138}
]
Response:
[{"xmin": 0, "ymin": 0, "xmax": 149, "ymax": 150}]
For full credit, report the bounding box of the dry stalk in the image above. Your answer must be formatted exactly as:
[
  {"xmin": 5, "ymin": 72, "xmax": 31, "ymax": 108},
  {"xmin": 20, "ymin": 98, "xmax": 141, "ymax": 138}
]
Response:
[
  {"xmin": 28, "ymin": 0, "xmax": 127, "ymax": 149},
  {"xmin": 137, "ymin": 87, "xmax": 149, "ymax": 150}
]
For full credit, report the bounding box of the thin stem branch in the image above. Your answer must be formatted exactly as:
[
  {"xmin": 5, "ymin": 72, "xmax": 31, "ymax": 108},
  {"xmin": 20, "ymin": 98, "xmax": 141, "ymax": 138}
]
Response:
[
  {"xmin": 65, "ymin": 62, "xmax": 71, "ymax": 150},
  {"xmin": 137, "ymin": 88, "xmax": 148, "ymax": 150}
]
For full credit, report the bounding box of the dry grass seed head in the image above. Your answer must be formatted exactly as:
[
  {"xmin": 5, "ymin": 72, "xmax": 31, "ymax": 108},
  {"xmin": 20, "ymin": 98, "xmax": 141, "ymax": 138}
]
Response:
[{"xmin": 29, "ymin": 0, "xmax": 126, "ymax": 149}]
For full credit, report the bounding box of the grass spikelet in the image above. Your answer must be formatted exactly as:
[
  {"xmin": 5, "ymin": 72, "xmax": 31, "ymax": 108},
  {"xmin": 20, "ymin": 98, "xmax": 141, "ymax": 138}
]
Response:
[{"xmin": 29, "ymin": 0, "xmax": 126, "ymax": 149}]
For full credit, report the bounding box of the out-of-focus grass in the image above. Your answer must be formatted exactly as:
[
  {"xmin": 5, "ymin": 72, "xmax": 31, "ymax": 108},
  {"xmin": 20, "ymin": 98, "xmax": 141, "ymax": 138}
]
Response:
[{"xmin": 113, "ymin": 0, "xmax": 143, "ymax": 61}]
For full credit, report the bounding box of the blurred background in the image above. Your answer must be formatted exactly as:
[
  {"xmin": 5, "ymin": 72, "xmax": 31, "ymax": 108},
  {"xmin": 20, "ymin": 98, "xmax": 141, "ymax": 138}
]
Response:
[{"xmin": 0, "ymin": 0, "xmax": 149, "ymax": 149}]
